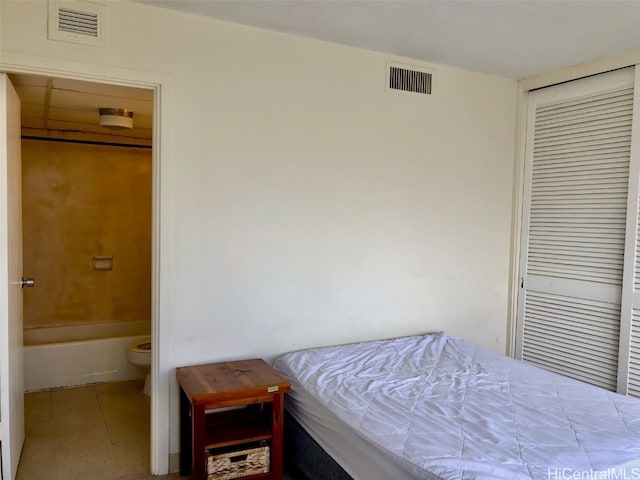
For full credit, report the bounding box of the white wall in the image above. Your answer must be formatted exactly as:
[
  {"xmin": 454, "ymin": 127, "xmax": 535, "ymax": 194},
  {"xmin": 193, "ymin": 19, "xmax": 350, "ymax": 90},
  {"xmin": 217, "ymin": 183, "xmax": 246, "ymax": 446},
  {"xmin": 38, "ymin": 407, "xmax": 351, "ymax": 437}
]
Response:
[{"xmin": 1, "ymin": 0, "xmax": 518, "ymax": 466}]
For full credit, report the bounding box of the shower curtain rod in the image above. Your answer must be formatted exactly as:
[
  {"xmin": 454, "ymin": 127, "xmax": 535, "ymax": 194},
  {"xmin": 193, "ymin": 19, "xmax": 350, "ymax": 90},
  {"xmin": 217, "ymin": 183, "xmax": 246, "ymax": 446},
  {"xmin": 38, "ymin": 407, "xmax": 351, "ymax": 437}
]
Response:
[{"xmin": 22, "ymin": 135, "xmax": 152, "ymax": 149}]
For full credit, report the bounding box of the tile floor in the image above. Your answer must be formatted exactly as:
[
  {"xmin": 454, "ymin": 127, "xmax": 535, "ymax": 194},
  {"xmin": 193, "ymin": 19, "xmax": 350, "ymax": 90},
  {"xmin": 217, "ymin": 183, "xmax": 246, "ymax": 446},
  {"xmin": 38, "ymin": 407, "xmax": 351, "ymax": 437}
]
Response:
[
  {"xmin": 17, "ymin": 379, "xmax": 153, "ymax": 480},
  {"xmin": 17, "ymin": 379, "xmax": 303, "ymax": 480}
]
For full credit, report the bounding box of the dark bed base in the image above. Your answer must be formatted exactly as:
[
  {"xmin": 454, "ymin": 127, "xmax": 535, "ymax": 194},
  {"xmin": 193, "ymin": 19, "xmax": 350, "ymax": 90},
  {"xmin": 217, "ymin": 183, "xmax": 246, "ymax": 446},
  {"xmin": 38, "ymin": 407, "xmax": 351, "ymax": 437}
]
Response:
[{"xmin": 284, "ymin": 410, "xmax": 353, "ymax": 480}]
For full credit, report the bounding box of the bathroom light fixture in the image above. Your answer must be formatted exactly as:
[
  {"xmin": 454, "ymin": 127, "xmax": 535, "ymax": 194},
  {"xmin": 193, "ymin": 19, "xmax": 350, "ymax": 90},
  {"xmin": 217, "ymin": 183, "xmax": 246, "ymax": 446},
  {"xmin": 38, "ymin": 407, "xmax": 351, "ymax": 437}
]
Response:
[{"xmin": 98, "ymin": 108, "xmax": 133, "ymax": 130}]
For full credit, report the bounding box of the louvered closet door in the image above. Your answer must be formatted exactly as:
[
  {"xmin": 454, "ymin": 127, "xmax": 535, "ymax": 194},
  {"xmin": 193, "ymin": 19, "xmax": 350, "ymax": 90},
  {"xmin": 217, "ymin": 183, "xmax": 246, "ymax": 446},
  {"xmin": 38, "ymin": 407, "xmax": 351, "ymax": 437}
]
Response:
[{"xmin": 517, "ymin": 67, "xmax": 636, "ymax": 391}]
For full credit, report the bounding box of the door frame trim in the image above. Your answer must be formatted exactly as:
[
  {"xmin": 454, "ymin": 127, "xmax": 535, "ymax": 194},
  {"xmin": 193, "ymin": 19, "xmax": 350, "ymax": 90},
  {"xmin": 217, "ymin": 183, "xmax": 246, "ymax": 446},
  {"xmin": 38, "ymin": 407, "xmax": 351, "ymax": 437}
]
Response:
[
  {"xmin": 617, "ymin": 66, "xmax": 640, "ymax": 394},
  {"xmin": 0, "ymin": 52, "xmax": 173, "ymax": 475}
]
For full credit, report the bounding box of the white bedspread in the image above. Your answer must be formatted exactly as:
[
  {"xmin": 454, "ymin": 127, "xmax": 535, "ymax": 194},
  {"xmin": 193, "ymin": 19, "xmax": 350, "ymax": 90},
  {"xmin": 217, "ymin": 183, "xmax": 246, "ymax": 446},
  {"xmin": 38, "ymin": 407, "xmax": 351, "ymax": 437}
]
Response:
[{"xmin": 274, "ymin": 333, "xmax": 640, "ymax": 480}]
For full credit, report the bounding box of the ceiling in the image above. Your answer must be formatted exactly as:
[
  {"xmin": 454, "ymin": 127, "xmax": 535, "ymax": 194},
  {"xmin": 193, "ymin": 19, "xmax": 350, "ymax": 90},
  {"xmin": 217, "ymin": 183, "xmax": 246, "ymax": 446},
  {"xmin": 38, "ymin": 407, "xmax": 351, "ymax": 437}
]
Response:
[
  {"xmin": 9, "ymin": 73, "xmax": 153, "ymax": 141},
  {"xmin": 134, "ymin": 0, "xmax": 640, "ymax": 80},
  {"xmin": 9, "ymin": 2, "xmax": 639, "ymax": 140}
]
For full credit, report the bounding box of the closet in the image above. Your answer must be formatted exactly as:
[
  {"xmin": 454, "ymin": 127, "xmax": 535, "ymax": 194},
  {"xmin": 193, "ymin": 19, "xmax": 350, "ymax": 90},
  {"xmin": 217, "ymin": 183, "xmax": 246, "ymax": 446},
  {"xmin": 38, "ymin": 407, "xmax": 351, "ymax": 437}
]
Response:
[{"xmin": 516, "ymin": 66, "xmax": 639, "ymax": 397}]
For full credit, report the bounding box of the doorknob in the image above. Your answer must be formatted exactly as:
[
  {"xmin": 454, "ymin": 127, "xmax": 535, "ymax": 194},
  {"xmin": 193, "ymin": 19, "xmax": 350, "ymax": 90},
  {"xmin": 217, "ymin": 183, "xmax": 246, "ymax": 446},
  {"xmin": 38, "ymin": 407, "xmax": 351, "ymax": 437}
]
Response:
[{"xmin": 21, "ymin": 277, "xmax": 35, "ymax": 288}]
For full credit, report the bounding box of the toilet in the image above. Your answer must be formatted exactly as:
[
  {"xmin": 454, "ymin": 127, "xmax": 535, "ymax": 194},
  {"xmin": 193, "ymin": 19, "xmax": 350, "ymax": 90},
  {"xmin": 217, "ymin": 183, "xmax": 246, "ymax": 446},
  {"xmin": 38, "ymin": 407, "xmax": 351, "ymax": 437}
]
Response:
[{"xmin": 128, "ymin": 337, "xmax": 151, "ymax": 396}]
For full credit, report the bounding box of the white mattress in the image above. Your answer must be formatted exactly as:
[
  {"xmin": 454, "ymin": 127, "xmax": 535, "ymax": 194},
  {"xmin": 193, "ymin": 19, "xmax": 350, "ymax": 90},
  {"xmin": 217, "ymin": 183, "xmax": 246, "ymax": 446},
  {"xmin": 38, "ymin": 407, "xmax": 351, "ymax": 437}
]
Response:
[{"xmin": 273, "ymin": 332, "xmax": 640, "ymax": 480}]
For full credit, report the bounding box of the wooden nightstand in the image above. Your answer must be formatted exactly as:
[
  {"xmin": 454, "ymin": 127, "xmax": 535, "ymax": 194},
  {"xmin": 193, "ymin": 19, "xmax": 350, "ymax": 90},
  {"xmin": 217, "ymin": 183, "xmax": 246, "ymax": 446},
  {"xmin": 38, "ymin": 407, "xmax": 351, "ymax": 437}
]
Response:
[{"xmin": 176, "ymin": 359, "xmax": 291, "ymax": 480}]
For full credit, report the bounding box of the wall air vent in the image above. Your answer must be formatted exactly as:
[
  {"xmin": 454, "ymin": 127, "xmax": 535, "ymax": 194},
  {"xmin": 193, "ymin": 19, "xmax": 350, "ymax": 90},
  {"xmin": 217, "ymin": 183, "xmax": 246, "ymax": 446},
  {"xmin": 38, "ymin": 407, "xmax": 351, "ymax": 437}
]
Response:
[
  {"xmin": 58, "ymin": 8, "xmax": 98, "ymax": 36},
  {"xmin": 387, "ymin": 62, "xmax": 433, "ymax": 95},
  {"xmin": 48, "ymin": 1, "xmax": 105, "ymax": 47}
]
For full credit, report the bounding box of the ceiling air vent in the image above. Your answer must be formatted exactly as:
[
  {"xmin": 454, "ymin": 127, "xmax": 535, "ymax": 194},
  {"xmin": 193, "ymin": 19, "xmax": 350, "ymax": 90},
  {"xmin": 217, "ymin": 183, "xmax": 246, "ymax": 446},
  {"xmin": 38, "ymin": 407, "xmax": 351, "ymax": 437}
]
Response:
[
  {"xmin": 387, "ymin": 62, "xmax": 433, "ymax": 95},
  {"xmin": 48, "ymin": 1, "xmax": 105, "ymax": 47}
]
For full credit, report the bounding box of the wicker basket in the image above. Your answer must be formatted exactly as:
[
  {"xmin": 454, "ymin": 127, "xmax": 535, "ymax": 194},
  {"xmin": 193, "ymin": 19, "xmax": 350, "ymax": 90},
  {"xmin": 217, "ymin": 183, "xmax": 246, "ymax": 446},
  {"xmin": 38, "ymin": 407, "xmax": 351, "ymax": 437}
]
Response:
[{"xmin": 207, "ymin": 444, "xmax": 270, "ymax": 480}]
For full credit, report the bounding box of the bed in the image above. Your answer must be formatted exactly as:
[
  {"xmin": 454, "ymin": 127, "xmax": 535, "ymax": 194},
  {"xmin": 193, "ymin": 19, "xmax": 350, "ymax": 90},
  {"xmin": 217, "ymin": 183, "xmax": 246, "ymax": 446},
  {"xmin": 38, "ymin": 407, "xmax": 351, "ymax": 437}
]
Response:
[{"xmin": 273, "ymin": 332, "xmax": 640, "ymax": 480}]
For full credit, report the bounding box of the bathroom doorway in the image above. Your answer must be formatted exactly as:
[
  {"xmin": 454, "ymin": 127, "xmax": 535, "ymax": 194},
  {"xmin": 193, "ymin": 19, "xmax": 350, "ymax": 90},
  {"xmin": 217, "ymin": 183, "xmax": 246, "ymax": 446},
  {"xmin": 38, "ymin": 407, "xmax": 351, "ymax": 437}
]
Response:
[{"xmin": 8, "ymin": 73, "xmax": 155, "ymax": 477}]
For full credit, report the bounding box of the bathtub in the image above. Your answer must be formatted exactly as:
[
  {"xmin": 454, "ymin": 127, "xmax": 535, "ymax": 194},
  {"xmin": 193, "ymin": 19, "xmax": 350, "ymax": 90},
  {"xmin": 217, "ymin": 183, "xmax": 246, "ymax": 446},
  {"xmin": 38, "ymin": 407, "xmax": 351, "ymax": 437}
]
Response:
[{"xmin": 23, "ymin": 320, "xmax": 151, "ymax": 392}]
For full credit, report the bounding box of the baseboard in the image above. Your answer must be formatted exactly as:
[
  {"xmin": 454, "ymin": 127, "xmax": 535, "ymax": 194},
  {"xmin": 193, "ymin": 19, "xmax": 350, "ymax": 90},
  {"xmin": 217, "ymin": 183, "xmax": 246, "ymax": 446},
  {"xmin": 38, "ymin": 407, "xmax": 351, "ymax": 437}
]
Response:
[{"xmin": 168, "ymin": 452, "xmax": 180, "ymax": 473}]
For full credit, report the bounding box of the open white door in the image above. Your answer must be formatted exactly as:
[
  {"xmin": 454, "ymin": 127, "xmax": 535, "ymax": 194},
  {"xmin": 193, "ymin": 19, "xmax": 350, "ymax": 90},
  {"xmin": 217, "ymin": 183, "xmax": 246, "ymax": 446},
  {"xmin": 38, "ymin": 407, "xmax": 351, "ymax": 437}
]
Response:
[{"xmin": 0, "ymin": 73, "xmax": 25, "ymax": 479}]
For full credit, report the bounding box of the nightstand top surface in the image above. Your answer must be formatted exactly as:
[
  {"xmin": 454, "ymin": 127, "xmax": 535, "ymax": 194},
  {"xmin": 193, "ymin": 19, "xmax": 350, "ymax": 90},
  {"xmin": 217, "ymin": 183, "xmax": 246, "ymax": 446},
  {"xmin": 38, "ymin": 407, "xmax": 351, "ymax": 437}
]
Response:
[{"xmin": 176, "ymin": 358, "xmax": 290, "ymax": 405}]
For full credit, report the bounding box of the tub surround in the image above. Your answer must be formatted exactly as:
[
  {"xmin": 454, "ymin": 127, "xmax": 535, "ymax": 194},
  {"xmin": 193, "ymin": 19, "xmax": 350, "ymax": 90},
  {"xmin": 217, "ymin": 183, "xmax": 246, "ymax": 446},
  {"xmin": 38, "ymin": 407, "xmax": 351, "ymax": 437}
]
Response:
[
  {"xmin": 21, "ymin": 139, "xmax": 152, "ymax": 331},
  {"xmin": 20, "ymin": 138, "xmax": 152, "ymax": 392}
]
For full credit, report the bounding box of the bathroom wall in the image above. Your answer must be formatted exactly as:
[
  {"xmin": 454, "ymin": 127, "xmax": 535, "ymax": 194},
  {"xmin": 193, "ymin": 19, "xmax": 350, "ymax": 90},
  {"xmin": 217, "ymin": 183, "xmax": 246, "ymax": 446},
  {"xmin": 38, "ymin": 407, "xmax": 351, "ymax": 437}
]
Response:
[{"xmin": 21, "ymin": 139, "xmax": 152, "ymax": 330}]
